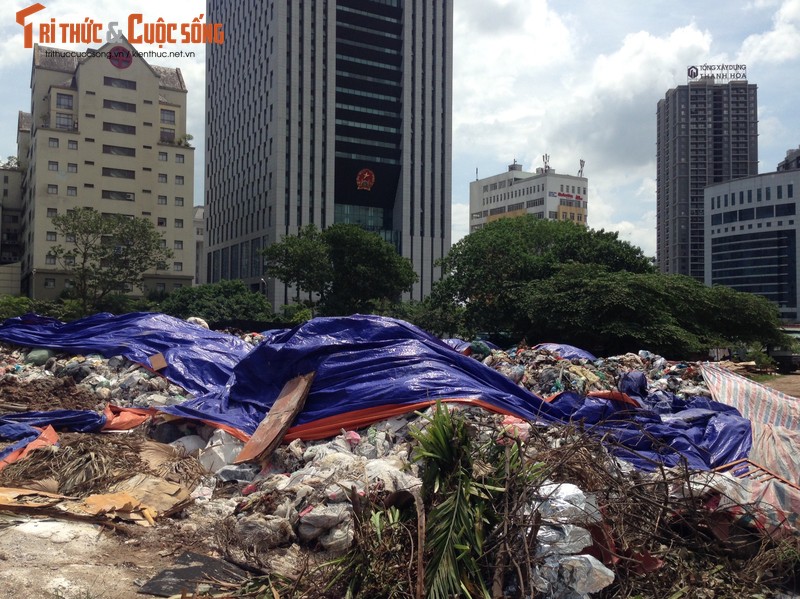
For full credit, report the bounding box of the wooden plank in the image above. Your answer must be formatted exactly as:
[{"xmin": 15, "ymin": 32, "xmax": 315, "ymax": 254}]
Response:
[{"xmin": 233, "ymin": 372, "xmax": 315, "ymax": 464}]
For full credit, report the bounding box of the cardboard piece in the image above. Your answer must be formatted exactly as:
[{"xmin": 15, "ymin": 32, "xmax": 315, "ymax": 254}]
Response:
[
  {"xmin": 148, "ymin": 352, "xmax": 168, "ymax": 371},
  {"xmin": 234, "ymin": 372, "xmax": 315, "ymax": 464}
]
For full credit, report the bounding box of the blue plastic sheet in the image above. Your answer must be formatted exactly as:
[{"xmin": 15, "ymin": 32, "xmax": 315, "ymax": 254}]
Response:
[
  {"xmin": 0, "ymin": 312, "xmax": 252, "ymax": 396},
  {"xmin": 534, "ymin": 343, "xmax": 597, "ymax": 361},
  {"xmin": 0, "ymin": 312, "xmax": 753, "ymax": 472}
]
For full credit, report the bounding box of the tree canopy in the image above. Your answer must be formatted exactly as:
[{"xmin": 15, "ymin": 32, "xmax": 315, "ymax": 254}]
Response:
[
  {"xmin": 264, "ymin": 223, "xmax": 418, "ymax": 315},
  {"xmin": 425, "ymin": 216, "xmax": 786, "ymax": 358},
  {"xmin": 51, "ymin": 208, "xmax": 172, "ymax": 315},
  {"xmin": 434, "ymin": 216, "xmax": 654, "ymax": 336},
  {"xmin": 158, "ymin": 279, "xmax": 272, "ymax": 324}
]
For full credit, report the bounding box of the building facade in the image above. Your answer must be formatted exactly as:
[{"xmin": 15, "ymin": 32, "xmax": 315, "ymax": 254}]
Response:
[
  {"xmin": 205, "ymin": 0, "xmax": 453, "ymax": 309},
  {"xmin": 15, "ymin": 42, "xmax": 195, "ymax": 300},
  {"xmin": 704, "ymin": 168, "xmax": 800, "ymax": 320},
  {"xmin": 656, "ymin": 78, "xmax": 758, "ymax": 280},
  {"xmin": 469, "ymin": 162, "xmax": 588, "ymax": 232},
  {"xmin": 778, "ymin": 146, "xmax": 800, "ymax": 172},
  {"xmin": 193, "ymin": 205, "xmax": 205, "ymax": 285}
]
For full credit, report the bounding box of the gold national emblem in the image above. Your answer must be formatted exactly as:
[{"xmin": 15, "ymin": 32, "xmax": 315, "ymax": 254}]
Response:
[{"xmin": 356, "ymin": 168, "xmax": 375, "ymax": 191}]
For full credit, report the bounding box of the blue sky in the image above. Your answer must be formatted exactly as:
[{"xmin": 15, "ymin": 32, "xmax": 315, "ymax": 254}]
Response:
[{"xmin": 2, "ymin": 0, "xmax": 799, "ymax": 257}]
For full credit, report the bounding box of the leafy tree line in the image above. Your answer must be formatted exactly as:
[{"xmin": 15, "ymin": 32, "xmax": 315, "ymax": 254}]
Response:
[
  {"xmin": 414, "ymin": 216, "xmax": 787, "ymax": 357},
  {"xmin": 18, "ymin": 204, "xmax": 788, "ymax": 359}
]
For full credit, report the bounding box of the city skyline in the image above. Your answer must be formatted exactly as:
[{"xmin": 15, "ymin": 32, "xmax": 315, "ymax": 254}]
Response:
[{"xmin": 1, "ymin": 0, "xmax": 799, "ymax": 258}]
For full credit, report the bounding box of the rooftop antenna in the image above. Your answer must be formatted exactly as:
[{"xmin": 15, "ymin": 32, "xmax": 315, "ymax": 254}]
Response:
[
  {"xmin": 542, "ymin": 154, "xmax": 550, "ymax": 172},
  {"xmin": 578, "ymin": 159, "xmax": 585, "ymax": 177},
  {"xmin": 475, "ymin": 167, "xmax": 478, "ymax": 180}
]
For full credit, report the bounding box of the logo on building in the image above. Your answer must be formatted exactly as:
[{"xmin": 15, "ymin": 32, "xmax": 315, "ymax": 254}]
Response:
[
  {"xmin": 687, "ymin": 63, "xmax": 747, "ymax": 81},
  {"xmin": 109, "ymin": 46, "xmax": 132, "ymax": 69},
  {"xmin": 356, "ymin": 168, "xmax": 375, "ymax": 191}
]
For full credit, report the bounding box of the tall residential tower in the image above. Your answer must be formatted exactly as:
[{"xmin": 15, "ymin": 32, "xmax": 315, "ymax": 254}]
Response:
[
  {"xmin": 205, "ymin": 0, "xmax": 453, "ymax": 309},
  {"xmin": 656, "ymin": 77, "xmax": 758, "ymax": 279}
]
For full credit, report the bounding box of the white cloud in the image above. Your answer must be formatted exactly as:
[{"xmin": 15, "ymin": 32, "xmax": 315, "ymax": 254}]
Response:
[
  {"xmin": 453, "ymin": 16, "xmax": 714, "ymax": 255},
  {"xmin": 738, "ymin": 0, "xmax": 800, "ymax": 64}
]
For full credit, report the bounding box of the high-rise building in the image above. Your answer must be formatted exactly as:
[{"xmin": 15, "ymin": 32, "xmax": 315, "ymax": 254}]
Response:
[
  {"xmin": 14, "ymin": 42, "xmax": 196, "ymax": 299},
  {"xmin": 704, "ymin": 163, "xmax": 800, "ymax": 320},
  {"xmin": 205, "ymin": 1, "xmax": 452, "ymax": 309},
  {"xmin": 656, "ymin": 78, "xmax": 758, "ymax": 279},
  {"xmin": 469, "ymin": 161, "xmax": 588, "ymax": 232}
]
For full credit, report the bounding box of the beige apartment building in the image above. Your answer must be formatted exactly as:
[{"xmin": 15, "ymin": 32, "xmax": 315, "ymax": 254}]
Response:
[{"xmin": 16, "ymin": 41, "xmax": 195, "ymax": 300}]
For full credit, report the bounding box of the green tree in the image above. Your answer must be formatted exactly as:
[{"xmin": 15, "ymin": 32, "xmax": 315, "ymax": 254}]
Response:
[
  {"xmin": 519, "ymin": 263, "xmax": 785, "ymax": 357},
  {"xmin": 0, "ymin": 295, "xmax": 32, "ymax": 321},
  {"xmin": 435, "ymin": 216, "xmax": 654, "ymax": 336},
  {"xmin": 262, "ymin": 224, "xmax": 332, "ymax": 303},
  {"xmin": 50, "ymin": 208, "xmax": 173, "ymax": 315},
  {"xmin": 159, "ymin": 279, "xmax": 272, "ymax": 323},
  {"xmin": 264, "ymin": 224, "xmax": 418, "ymax": 315},
  {"xmin": 322, "ymin": 224, "xmax": 417, "ymax": 315}
]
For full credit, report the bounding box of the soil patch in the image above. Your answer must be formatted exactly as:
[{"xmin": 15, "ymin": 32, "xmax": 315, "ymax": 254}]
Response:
[{"xmin": 0, "ymin": 375, "xmax": 102, "ymax": 413}]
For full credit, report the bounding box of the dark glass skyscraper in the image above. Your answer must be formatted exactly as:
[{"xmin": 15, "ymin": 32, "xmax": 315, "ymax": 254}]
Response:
[
  {"xmin": 205, "ymin": 1, "xmax": 452, "ymax": 308},
  {"xmin": 656, "ymin": 78, "xmax": 758, "ymax": 279}
]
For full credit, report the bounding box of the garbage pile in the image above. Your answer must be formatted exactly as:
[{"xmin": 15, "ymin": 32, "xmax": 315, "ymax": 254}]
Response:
[{"xmin": 0, "ymin": 313, "xmax": 798, "ymax": 598}]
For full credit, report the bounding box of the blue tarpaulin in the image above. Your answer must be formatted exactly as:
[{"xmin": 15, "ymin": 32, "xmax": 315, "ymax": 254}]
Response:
[
  {"xmin": 533, "ymin": 343, "xmax": 598, "ymax": 361},
  {"xmin": 0, "ymin": 312, "xmax": 752, "ymax": 472}
]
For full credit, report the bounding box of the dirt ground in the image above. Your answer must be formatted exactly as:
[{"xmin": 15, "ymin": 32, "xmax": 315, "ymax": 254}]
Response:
[{"xmin": 756, "ymin": 372, "xmax": 800, "ymax": 398}]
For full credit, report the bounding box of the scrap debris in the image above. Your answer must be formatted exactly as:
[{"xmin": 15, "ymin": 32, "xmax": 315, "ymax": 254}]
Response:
[{"xmin": 0, "ymin": 315, "xmax": 798, "ymax": 598}]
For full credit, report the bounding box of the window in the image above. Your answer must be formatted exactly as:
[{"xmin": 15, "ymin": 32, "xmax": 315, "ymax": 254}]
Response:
[
  {"xmin": 789, "ymin": 184, "xmax": 794, "ymax": 199},
  {"xmin": 174, "ymin": 240, "xmax": 183, "ymax": 250},
  {"xmin": 157, "ymin": 217, "xmax": 167, "ymax": 227},
  {"xmin": 175, "ymin": 175, "xmax": 184, "ymax": 185},
  {"xmin": 157, "ymin": 195, "xmax": 167, "ymax": 205},
  {"xmin": 175, "ymin": 154, "xmax": 184, "ymax": 163},
  {"xmin": 160, "ymin": 109, "xmax": 176, "ymax": 125},
  {"xmin": 44, "ymin": 278, "xmax": 56, "ymax": 289},
  {"xmin": 156, "ymin": 282, "xmax": 166, "ymax": 292},
  {"xmin": 103, "ymin": 76, "xmax": 136, "ymax": 89},
  {"xmin": 158, "ymin": 152, "xmax": 168, "ymax": 161},
  {"xmin": 101, "ymin": 190, "xmax": 135, "ymax": 201},
  {"xmin": 174, "ymin": 218, "xmax": 184, "ymax": 228},
  {"xmin": 45, "ymin": 254, "xmax": 56, "ymax": 265},
  {"xmin": 55, "ymin": 113, "xmax": 74, "ymax": 129},
  {"xmin": 160, "ymin": 128, "xmax": 175, "ymax": 142},
  {"xmin": 56, "ymin": 93, "xmax": 73, "ymax": 109},
  {"xmin": 46, "ymin": 231, "xmax": 57, "ymax": 241},
  {"xmin": 67, "ymin": 186, "xmax": 77, "ymax": 196},
  {"xmin": 173, "ymin": 261, "xmax": 183, "ymax": 272},
  {"xmin": 102, "ymin": 144, "xmax": 135, "ymax": 156},
  {"xmin": 103, "ymin": 99, "xmax": 136, "ymax": 112},
  {"xmin": 47, "ymin": 208, "xmax": 57, "ymax": 217},
  {"xmin": 102, "ymin": 167, "xmax": 135, "ymax": 179},
  {"xmin": 175, "ymin": 196, "xmax": 184, "ymax": 206},
  {"xmin": 103, "ymin": 122, "xmax": 136, "ymax": 134},
  {"xmin": 48, "ymin": 161, "xmax": 58, "ymax": 171},
  {"xmin": 48, "ymin": 137, "xmax": 59, "ymax": 148},
  {"xmin": 67, "ymin": 163, "xmax": 77, "ymax": 173},
  {"xmin": 47, "ymin": 184, "xmax": 58, "ymax": 194},
  {"xmin": 158, "ymin": 173, "xmax": 168, "ymax": 183},
  {"xmin": 777, "ymin": 185, "xmax": 783, "ymax": 200},
  {"xmin": 68, "ymin": 140, "xmax": 78, "ymax": 150}
]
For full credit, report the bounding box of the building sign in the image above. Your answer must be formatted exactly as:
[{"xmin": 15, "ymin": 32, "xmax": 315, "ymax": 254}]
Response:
[
  {"xmin": 108, "ymin": 45, "xmax": 132, "ymax": 69},
  {"xmin": 687, "ymin": 64, "xmax": 747, "ymax": 81},
  {"xmin": 356, "ymin": 168, "xmax": 375, "ymax": 191}
]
